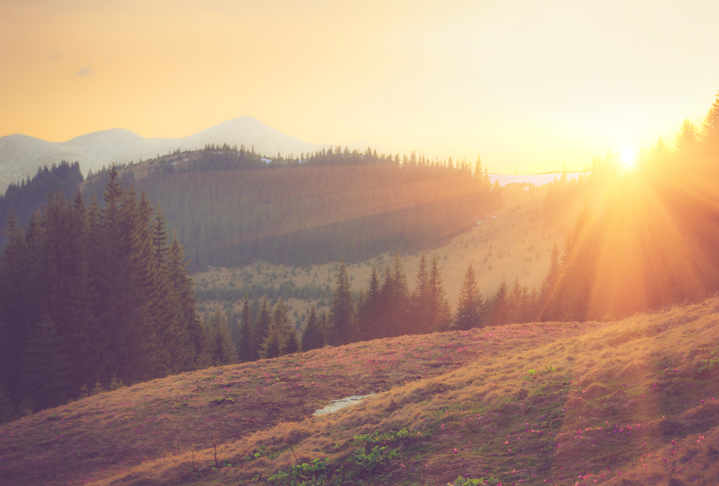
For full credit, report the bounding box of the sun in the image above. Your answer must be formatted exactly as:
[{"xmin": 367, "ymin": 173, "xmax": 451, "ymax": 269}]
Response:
[{"xmin": 621, "ymin": 147, "xmax": 637, "ymax": 170}]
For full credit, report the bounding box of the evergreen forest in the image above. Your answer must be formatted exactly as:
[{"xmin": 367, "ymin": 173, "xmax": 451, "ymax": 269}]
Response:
[
  {"xmin": 84, "ymin": 146, "xmax": 503, "ymax": 270},
  {"xmin": 0, "ymin": 169, "xmax": 206, "ymax": 415}
]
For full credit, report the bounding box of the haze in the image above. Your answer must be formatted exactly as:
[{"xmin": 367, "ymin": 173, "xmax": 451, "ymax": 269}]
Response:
[{"xmin": 2, "ymin": 0, "xmax": 718, "ymax": 173}]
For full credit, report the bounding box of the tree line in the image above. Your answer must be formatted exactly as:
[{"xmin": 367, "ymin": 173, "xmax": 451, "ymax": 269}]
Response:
[
  {"xmin": 0, "ymin": 161, "xmax": 83, "ymax": 247},
  {"xmin": 213, "ymin": 251, "xmax": 546, "ymax": 367}
]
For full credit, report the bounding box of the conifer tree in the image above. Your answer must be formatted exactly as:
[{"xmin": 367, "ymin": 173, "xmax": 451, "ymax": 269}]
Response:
[
  {"xmin": 357, "ymin": 266, "xmax": 380, "ymax": 340},
  {"xmin": 302, "ymin": 305, "xmax": 324, "ymax": 351},
  {"xmin": 454, "ymin": 265, "xmax": 483, "ymax": 330},
  {"xmin": 488, "ymin": 278, "xmax": 509, "ymax": 325},
  {"xmin": 702, "ymin": 90, "xmax": 719, "ymax": 152},
  {"xmin": 166, "ymin": 230, "xmax": 206, "ymax": 370},
  {"xmin": 676, "ymin": 119, "xmax": 699, "ymax": 154},
  {"xmin": 260, "ymin": 326, "xmax": 283, "ymax": 360},
  {"xmin": 411, "ymin": 253, "xmax": 430, "ymax": 333},
  {"xmin": 208, "ymin": 310, "xmax": 236, "ymax": 366},
  {"xmin": 21, "ymin": 314, "xmax": 72, "ymax": 410},
  {"xmin": 273, "ymin": 298, "xmax": 300, "ymax": 355},
  {"xmin": 426, "ymin": 255, "xmax": 451, "ymax": 332},
  {"xmin": 329, "ymin": 257, "xmax": 354, "ymax": 345},
  {"xmin": 0, "ymin": 385, "xmax": 15, "ymax": 424},
  {"xmin": 253, "ymin": 297, "xmax": 272, "ymax": 356},
  {"xmin": 318, "ymin": 310, "xmax": 330, "ymax": 345},
  {"xmin": 238, "ymin": 295, "xmax": 254, "ymax": 362},
  {"xmin": 284, "ymin": 325, "xmax": 301, "ymax": 355},
  {"xmin": 381, "ymin": 253, "xmax": 411, "ymax": 336},
  {"xmin": 0, "ymin": 207, "xmax": 29, "ymax": 402}
]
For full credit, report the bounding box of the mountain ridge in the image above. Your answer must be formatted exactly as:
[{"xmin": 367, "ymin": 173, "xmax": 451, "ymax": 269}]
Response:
[{"xmin": 0, "ymin": 117, "xmax": 329, "ymax": 193}]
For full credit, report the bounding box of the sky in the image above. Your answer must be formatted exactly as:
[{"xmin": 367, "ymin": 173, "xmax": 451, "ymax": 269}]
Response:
[{"xmin": 2, "ymin": 0, "xmax": 719, "ymax": 174}]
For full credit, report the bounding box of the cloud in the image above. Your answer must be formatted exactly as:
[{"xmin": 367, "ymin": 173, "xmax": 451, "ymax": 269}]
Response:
[
  {"xmin": 74, "ymin": 66, "xmax": 93, "ymax": 76},
  {"xmin": 49, "ymin": 52, "xmax": 61, "ymax": 62}
]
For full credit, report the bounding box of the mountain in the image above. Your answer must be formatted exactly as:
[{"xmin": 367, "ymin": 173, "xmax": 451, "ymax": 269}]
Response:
[
  {"xmin": 0, "ymin": 134, "xmax": 96, "ymax": 193},
  {"xmin": 151, "ymin": 117, "xmax": 326, "ymax": 157},
  {"xmin": 0, "ymin": 117, "xmax": 327, "ymax": 194}
]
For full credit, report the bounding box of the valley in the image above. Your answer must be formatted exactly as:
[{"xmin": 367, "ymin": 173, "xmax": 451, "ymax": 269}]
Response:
[{"xmin": 193, "ymin": 183, "xmax": 565, "ymax": 324}]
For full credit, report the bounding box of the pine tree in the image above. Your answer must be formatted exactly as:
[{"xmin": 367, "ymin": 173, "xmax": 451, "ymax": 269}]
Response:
[
  {"xmin": 208, "ymin": 310, "xmax": 236, "ymax": 366},
  {"xmin": 284, "ymin": 325, "xmax": 301, "ymax": 355},
  {"xmin": 389, "ymin": 253, "xmax": 411, "ymax": 335},
  {"xmin": 329, "ymin": 257, "xmax": 354, "ymax": 345},
  {"xmin": 301, "ymin": 305, "xmax": 324, "ymax": 351},
  {"xmin": 0, "ymin": 207, "xmax": 30, "ymax": 402},
  {"xmin": 676, "ymin": 119, "xmax": 699, "ymax": 154},
  {"xmin": 260, "ymin": 327, "xmax": 283, "ymax": 360},
  {"xmin": 454, "ymin": 265, "xmax": 483, "ymax": 330},
  {"xmin": 540, "ymin": 244, "xmax": 561, "ymax": 320},
  {"xmin": 253, "ymin": 297, "xmax": 272, "ymax": 357},
  {"xmin": 411, "ymin": 253, "xmax": 430, "ymax": 333},
  {"xmin": 238, "ymin": 295, "xmax": 254, "ymax": 362},
  {"xmin": 426, "ymin": 255, "xmax": 451, "ymax": 332},
  {"xmin": 488, "ymin": 278, "xmax": 509, "ymax": 325},
  {"xmin": 318, "ymin": 310, "xmax": 330, "ymax": 345},
  {"xmin": 272, "ymin": 298, "xmax": 299, "ymax": 355},
  {"xmin": 20, "ymin": 314, "xmax": 72, "ymax": 411},
  {"xmin": 357, "ymin": 266, "xmax": 380, "ymax": 340},
  {"xmin": 0, "ymin": 385, "xmax": 15, "ymax": 424},
  {"xmin": 166, "ymin": 231, "xmax": 206, "ymax": 370},
  {"xmin": 702, "ymin": 91, "xmax": 719, "ymax": 152}
]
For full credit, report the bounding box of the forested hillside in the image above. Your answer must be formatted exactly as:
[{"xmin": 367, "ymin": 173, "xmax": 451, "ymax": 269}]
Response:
[
  {"xmin": 0, "ymin": 161, "xmax": 83, "ymax": 245},
  {"xmin": 83, "ymin": 146, "xmax": 503, "ymax": 270}
]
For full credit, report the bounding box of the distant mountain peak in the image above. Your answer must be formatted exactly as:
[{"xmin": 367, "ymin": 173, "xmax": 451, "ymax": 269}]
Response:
[{"xmin": 0, "ymin": 119, "xmax": 329, "ymax": 194}]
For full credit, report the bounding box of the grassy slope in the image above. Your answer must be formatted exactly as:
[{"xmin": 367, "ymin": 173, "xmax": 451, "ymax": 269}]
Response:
[
  {"xmin": 4, "ymin": 299, "xmax": 719, "ymax": 485},
  {"xmin": 194, "ymin": 184, "xmax": 563, "ymax": 320}
]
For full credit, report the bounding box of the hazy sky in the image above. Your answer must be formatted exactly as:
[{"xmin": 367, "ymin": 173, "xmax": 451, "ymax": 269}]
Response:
[{"xmin": 2, "ymin": 0, "xmax": 718, "ymax": 173}]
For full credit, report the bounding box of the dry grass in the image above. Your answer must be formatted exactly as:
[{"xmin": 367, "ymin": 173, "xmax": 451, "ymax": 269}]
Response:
[
  {"xmin": 0, "ymin": 319, "xmax": 588, "ymax": 486},
  {"xmin": 5, "ymin": 299, "xmax": 719, "ymax": 485},
  {"xmin": 194, "ymin": 184, "xmax": 564, "ymax": 318}
]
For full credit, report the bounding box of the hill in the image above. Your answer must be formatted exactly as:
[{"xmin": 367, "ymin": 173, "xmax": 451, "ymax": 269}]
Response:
[
  {"xmin": 81, "ymin": 148, "xmax": 502, "ymax": 271},
  {"xmin": 0, "ymin": 117, "xmax": 326, "ymax": 193},
  {"xmin": 3, "ymin": 298, "xmax": 719, "ymax": 485}
]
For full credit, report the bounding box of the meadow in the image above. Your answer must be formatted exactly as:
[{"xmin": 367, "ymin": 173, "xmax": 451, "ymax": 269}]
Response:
[{"xmin": 3, "ymin": 297, "xmax": 719, "ymax": 485}]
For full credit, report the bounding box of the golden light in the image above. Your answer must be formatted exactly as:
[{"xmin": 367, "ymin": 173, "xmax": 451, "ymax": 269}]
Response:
[{"xmin": 621, "ymin": 147, "xmax": 637, "ymax": 170}]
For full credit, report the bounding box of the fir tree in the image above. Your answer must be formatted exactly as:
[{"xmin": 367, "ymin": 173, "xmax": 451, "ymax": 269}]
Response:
[
  {"xmin": 426, "ymin": 255, "xmax": 451, "ymax": 332},
  {"xmin": 318, "ymin": 310, "xmax": 330, "ymax": 345},
  {"xmin": 272, "ymin": 298, "xmax": 299, "ymax": 355},
  {"xmin": 20, "ymin": 314, "xmax": 72, "ymax": 410},
  {"xmin": 165, "ymin": 231, "xmax": 203, "ymax": 372},
  {"xmin": 488, "ymin": 278, "xmax": 509, "ymax": 325},
  {"xmin": 208, "ymin": 310, "xmax": 236, "ymax": 366},
  {"xmin": 0, "ymin": 207, "xmax": 30, "ymax": 402},
  {"xmin": 253, "ymin": 297, "xmax": 272, "ymax": 356},
  {"xmin": 702, "ymin": 90, "xmax": 719, "ymax": 152},
  {"xmin": 260, "ymin": 327, "xmax": 283, "ymax": 360},
  {"xmin": 329, "ymin": 257, "xmax": 354, "ymax": 345},
  {"xmin": 357, "ymin": 266, "xmax": 380, "ymax": 340},
  {"xmin": 454, "ymin": 265, "xmax": 483, "ymax": 330},
  {"xmin": 0, "ymin": 385, "xmax": 15, "ymax": 424},
  {"xmin": 238, "ymin": 295, "xmax": 254, "ymax": 362},
  {"xmin": 301, "ymin": 305, "xmax": 324, "ymax": 351}
]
